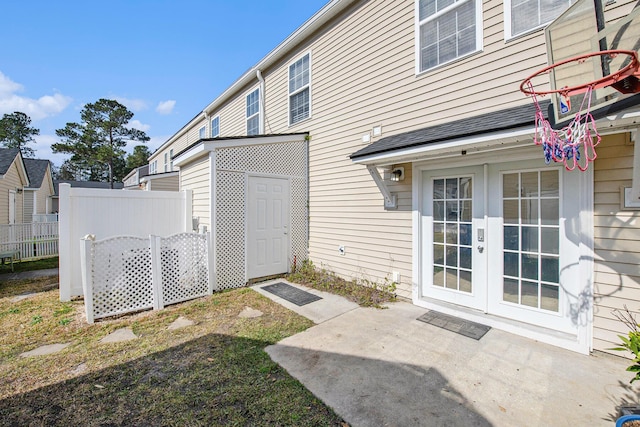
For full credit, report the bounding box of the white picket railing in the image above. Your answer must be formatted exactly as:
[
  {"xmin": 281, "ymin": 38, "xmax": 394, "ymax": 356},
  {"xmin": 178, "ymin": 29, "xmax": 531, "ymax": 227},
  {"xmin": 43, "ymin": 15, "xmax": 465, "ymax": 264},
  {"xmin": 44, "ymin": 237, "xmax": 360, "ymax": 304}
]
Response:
[
  {"xmin": 0, "ymin": 222, "xmax": 59, "ymax": 259},
  {"xmin": 33, "ymin": 214, "xmax": 59, "ymax": 223},
  {"xmin": 80, "ymin": 232, "xmax": 213, "ymax": 323}
]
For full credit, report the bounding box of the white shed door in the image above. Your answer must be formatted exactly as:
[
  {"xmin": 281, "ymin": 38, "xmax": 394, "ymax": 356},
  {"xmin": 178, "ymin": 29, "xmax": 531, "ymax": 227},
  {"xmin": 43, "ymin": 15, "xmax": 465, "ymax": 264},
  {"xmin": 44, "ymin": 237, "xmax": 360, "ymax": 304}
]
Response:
[
  {"xmin": 8, "ymin": 190, "xmax": 15, "ymax": 224},
  {"xmin": 247, "ymin": 176, "xmax": 290, "ymax": 279}
]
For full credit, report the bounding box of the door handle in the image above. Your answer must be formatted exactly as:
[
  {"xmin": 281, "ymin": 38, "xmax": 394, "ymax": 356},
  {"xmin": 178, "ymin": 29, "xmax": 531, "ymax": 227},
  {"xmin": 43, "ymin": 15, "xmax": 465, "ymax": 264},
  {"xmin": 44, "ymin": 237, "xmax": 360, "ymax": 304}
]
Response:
[{"xmin": 477, "ymin": 245, "xmax": 484, "ymax": 253}]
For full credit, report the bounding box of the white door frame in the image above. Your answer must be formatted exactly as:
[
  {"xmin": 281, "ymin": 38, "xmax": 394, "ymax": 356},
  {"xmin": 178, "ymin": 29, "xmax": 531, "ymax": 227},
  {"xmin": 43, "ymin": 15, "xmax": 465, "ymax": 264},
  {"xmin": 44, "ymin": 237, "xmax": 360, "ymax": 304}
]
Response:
[
  {"xmin": 411, "ymin": 151, "xmax": 594, "ymax": 354},
  {"xmin": 8, "ymin": 190, "xmax": 16, "ymax": 224}
]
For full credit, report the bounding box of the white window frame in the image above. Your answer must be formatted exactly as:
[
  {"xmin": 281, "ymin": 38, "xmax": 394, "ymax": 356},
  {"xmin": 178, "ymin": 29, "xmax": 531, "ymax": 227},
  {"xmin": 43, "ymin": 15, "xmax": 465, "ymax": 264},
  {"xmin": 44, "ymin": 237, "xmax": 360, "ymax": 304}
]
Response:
[
  {"xmin": 150, "ymin": 160, "xmax": 157, "ymax": 174},
  {"xmin": 504, "ymin": 0, "xmax": 572, "ymax": 40},
  {"xmin": 414, "ymin": 0, "xmax": 483, "ymax": 75},
  {"xmin": 246, "ymin": 87, "xmax": 261, "ymax": 136},
  {"xmin": 288, "ymin": 52, "xmax": 312, "ymax": 126},
  {"xmin": 210, "ymin": 116, "xmax": 220, "ymax": 138},
  {"xmin": 164, "ymin": 152, "xmax": 169, "ymax": 172},
  {"xmin": 169, "ymin": 149, "xmax": 174, "ymax": 172},
  {"xmin": 199, "ymin": 126, "xmax": 206, "ymax": 140}
]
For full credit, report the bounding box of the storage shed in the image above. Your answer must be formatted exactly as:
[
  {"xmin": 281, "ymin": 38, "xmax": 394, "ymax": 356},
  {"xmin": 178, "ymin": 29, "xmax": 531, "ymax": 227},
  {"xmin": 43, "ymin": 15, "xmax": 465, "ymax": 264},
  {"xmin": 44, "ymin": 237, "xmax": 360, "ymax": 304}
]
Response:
[{"xmin": 173, "ymin": 133, "xmax": 309, "ymax": 290}]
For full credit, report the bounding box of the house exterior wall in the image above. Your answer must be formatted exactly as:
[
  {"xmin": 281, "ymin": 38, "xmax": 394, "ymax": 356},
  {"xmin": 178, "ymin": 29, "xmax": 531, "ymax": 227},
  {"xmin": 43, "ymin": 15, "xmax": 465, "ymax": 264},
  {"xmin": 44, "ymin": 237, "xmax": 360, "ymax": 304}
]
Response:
[
  {"xmin": 147, "ymin": 175, "xmax": 179, "ymax": 192},
  {"xmin": 0, "ymin": 159, "xmax": 25, "ymax": 224},
  {"xmin": 592, "ymin": 132, "xmax": 640, "ymax": 354},
  {"xmin": 35, "ymin": 167, "xmax": 54, "ymax": 214},
  {"xmin": 179, "ymin": 155, "xmax": 210, "ymax": 229}
]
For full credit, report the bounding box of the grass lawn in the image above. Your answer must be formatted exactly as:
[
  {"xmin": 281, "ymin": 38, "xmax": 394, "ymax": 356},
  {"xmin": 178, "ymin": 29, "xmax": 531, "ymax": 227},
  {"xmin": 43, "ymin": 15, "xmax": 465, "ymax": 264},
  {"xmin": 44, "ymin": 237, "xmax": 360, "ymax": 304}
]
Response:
[
  {"xmin": 0, "ymin": 256, "xmax": 58, "ymax": 275},
  {"xmin": 0, "ymin": 276, "xmax": 347, "ymax": 426}
]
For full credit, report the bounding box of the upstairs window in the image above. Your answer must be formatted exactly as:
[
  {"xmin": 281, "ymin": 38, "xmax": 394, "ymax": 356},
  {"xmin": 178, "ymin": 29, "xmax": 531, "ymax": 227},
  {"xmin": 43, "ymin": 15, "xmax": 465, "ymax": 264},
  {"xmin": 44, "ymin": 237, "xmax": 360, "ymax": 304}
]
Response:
[
  {"xmin": 506, "ymin": 0, "xmax": 572, "ymax": 38},
  {"xmin": 289, "ymin": 53, "xmax": 311, "ymax": 125},
  {"xmin": 164, "ymin": 153, "xmax": 169, "ymax": 172},
  {"xmin": 169, "ymin": 149, "xmax": 174, "ymax": 172},
  {"xmin": 246, "ymin": 88, "xmax": 261, "ymax": 135},
  {"xmin": 150, "ymin": 160, "xmax": 157, "ymax": 174},
  {"xmin": 211, "ymin": 116, "xmax": 220, "ymax": 138},
  {"xmin": 199, "ymin": 126, "xmax": 206, "ymax": 139},
  {"xmin": 417, "ymin": 0, "xmax": 482, "ymax": 73}
]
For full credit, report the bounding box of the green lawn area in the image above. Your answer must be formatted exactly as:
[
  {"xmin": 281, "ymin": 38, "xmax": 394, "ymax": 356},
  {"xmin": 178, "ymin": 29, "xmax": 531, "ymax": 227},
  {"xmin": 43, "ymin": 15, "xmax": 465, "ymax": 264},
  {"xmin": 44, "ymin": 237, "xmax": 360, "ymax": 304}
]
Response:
[
  {"xmin": 0, "ymin": 276, "xmax": 347, "ymax": 426},
  {"xmin": 0, "ymin": 255, "xmax": 58, "ymax": 274}
]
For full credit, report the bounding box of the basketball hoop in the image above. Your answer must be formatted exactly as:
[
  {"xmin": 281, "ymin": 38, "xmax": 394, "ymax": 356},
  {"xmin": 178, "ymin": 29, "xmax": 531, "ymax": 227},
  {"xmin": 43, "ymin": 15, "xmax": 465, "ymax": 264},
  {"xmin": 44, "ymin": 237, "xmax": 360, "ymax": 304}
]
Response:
[{"xmin": 520, "ymin": 49, "xmax": 640, "ymax": 171}]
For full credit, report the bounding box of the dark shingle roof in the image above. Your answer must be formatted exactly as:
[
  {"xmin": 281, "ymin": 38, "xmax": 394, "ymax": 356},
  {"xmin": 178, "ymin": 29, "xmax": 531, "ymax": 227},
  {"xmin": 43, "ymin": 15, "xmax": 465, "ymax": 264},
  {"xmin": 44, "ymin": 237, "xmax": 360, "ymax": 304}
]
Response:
[
  {"xmin": 350, "ymin": 101, "xmax": 550, "ymax": 160},
  {"xmin": 23, "ymin": 159, "xmax": 50, "ymax": 188},
  {"xmin": 0, "ymin": 148, "xmax": 21, "ymax": 176}
]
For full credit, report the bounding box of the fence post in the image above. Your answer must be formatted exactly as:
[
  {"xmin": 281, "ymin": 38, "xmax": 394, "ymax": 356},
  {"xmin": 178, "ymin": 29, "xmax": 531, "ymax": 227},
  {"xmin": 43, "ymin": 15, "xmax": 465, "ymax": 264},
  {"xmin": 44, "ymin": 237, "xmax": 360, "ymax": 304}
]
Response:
[
  {"xmin": 59, "ymin": 184, "xmax": 72, "ymax": 301},
  {"xmin": 150, "ymin": 235, "xmax": 163, "ymax": 310},
  {"xmin": 79, "ymin": 237, "xmax": 95, "ymax": 324},
  {"xmin": 206, "ymin": 232, "xmax": 215, "ymax": 294}
]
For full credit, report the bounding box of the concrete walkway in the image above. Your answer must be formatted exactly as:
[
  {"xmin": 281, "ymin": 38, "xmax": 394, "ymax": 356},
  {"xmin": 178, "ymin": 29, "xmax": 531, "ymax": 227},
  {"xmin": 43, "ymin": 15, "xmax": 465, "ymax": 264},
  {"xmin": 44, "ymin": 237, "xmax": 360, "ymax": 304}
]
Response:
[
  {"xmin": 0, "ymin": 268, "xmax": 58, "ymax": 282},
  {"xmin": 255, "ymin": 280, "xmax": 634, "ymax": 426}
]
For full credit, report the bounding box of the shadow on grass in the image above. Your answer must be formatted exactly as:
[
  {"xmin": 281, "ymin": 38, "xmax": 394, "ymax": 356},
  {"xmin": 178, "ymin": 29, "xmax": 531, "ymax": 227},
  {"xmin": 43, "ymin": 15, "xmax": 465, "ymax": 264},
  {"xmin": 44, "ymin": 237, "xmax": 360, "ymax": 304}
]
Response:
[
  {"xmin": 0, "ymin": 275, "xmax": 59, "ymax": 299},
  {"xmin": 0, "ymin": 333, "xmax": 345, "ymax": 427}
]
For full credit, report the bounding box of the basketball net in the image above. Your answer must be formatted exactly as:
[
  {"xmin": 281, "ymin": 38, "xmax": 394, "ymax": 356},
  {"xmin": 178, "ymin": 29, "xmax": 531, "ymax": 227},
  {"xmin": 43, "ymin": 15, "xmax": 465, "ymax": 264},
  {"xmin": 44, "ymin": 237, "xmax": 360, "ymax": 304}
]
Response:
[{"xmin": 526, "ymin": 82, "xmax": 601, "ymax": 171}]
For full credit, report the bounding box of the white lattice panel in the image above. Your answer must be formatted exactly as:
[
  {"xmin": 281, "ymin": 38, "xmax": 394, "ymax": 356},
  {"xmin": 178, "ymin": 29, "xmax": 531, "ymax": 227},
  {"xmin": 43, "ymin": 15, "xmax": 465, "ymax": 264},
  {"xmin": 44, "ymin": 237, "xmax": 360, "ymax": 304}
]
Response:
[
  {"xmin": 160, "ymin": 233, "xmax": 210, "ymax": 306},
  {"xmin": 291, "ymin": 177, "xmax": 308, "ymax": 266},
  {"xmin": 216, "ymin": 171, "xmax": 246, "ymax": 289},
  {"xmin": 216, "ymin": 140, "xmax": 307, "ymax": 177},
  {"xmin": 91, "ymin": 237, "xmax": 153, "ymax": 320}
]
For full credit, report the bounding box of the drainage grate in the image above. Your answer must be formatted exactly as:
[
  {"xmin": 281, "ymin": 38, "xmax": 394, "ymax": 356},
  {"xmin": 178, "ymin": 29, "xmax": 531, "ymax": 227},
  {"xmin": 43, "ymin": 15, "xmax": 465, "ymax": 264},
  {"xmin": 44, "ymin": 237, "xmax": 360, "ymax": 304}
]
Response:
[
  {"xmin": 261, "ymin": 282, "xmax": 322, "ymax": 306},
  {"xmin": 417, "ymin": 311, "xmax": 491, "ymax": 340}
]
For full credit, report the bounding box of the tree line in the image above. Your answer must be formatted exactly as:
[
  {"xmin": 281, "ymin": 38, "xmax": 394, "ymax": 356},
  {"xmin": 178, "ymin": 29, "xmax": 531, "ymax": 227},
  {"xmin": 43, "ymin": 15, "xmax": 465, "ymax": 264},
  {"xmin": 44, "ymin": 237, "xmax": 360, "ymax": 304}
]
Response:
[{"xmin": 0, "ymin": 99, "xmax": 153, "ymax": 188}]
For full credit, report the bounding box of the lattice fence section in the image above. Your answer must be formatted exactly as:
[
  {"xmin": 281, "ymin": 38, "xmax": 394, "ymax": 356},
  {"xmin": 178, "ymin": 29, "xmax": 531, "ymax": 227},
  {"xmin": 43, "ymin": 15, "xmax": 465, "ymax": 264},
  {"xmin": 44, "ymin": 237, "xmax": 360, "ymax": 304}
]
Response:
[
  {"xmin": 291, "ymin": 177, "xmax": 308, "ymax": 266},
  {"xmin": 159, "ymin": 233, "xmax": 210, "ymax": 306},
  {"xmin": 216, "ymin": 140, "xmax": 307, "ymax": 176},
  {"xmin": 89, "ymin": 237, "xmax": 153, "ymax": 321},
  {"xmin": 216, "ymin": 171, "xmax": 246, "ymax": 290},
  {"xmin": 81, "ymin": 233, "xmax": 212, "ymax": 323}
]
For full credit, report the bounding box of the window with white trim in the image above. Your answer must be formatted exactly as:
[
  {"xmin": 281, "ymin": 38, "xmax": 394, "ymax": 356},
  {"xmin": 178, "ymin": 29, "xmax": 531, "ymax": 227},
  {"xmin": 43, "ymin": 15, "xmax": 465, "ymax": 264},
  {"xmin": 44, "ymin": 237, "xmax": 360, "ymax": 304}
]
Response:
[
  {"xmin": 505, "ymin": 0, "xmax": 572, "ymax": 38},
  {"xmin": 199, "ymin": 126, "xmax": 206, "ymax": 139},
  {"xmin": 289, "ymin": 53, "xmax": 310, "ymax": 125},
  {"xmin": 211, "ymin": 116, "xmax": 220, "ymax": 138},
  {"xmin": 164, "ymin": 153, "xmax": 169, "ymax": 172},
  {"xmin": 246, "ymin": 88, "xmax": 260, "ymax": 136},
  {"xmin": 169, "ymin": 149, "xmax": 174, "ymax": 172},
  {"xmin": 417, "ymin": 0, "xmax": 481, "ymax": 73},
  {"xmin": 150, "ymin": 160, "xmax": 157, "ymax": 174}
]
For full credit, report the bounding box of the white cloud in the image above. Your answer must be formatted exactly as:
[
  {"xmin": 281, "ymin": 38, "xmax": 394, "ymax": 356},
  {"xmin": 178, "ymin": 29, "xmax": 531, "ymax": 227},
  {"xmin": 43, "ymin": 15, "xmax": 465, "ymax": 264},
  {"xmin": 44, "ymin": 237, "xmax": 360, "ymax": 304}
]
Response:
[
  {"xmin": 0, "ymin": 71, "xmax": 72, "ymax": 120},
  {"xmin": 128, "ymin": 119, "xmax": 151, "ymax": 132},
  {"xmin": 32, "ymin": 134, "xmax": 67, "ymax": 167},
  {"xmin": 156, "ymin": 100, "xmax": 176, "ymax": 115},
  {"xmin": 115, "ymin": 97, "xmax": 148, "ymax": 112}
]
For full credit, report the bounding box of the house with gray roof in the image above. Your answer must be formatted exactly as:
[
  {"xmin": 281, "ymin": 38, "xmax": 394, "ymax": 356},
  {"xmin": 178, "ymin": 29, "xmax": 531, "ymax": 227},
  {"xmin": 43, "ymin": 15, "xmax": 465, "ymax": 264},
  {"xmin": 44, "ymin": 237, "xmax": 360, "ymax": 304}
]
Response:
[
  {"xmin": 0, "ymin": 148, "xmax": 29, "ymax": 224},
  {"xmin": 23, "ymin": 159, "xmax": 55, "ymax": 222}
]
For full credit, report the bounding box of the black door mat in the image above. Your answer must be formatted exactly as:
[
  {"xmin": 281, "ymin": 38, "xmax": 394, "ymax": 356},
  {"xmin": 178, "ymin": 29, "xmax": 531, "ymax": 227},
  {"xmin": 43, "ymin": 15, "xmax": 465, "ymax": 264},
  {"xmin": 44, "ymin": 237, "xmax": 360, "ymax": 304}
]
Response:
[
  {"xmin": 261, "ymin": 282, "xmax": 322, "ymax": 306},
  {"xmin": 417, "ymin": 310, "xmax": 491, "ymax": 340}
]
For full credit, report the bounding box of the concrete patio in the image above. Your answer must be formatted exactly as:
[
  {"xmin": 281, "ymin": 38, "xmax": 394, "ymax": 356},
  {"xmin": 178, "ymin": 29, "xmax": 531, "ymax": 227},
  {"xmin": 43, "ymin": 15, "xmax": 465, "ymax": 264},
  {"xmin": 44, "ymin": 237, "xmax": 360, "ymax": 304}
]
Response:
[{"xmin": 255, "ymin": 280, "xmax": 637, "ymax": 426}]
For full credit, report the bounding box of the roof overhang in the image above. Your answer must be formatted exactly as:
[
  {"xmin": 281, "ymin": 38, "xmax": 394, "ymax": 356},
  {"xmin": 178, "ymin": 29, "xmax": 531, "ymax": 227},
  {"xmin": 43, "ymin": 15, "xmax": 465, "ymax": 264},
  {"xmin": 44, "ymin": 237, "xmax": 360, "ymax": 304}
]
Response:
[
  {"xmin": 351, "ymin": 126, "xmax": 537, "ymax": 166},
  {"xmin": 173, "ymin": 133, "xmax": 308, "ymax": 168},
  {"xmin": 140, "ymin": 171, "xmax": 179, "ymax": 183}
]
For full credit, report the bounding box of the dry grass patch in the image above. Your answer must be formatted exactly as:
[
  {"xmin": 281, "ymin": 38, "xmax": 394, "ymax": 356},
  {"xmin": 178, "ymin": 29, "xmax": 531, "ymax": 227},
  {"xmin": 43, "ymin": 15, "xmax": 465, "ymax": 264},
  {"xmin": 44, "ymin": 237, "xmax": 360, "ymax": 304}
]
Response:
[{"xmin": 0, "ymin": 277, "xmax": 346, "ymax": 426}]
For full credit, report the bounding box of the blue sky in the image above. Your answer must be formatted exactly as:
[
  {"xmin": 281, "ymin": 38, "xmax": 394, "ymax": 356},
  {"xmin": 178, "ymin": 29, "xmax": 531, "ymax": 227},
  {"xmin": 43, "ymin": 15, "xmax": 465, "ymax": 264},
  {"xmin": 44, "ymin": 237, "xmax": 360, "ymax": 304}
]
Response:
[{"xmin": 0, "ymin": 0, "xmax": 329, "ymax": 168}]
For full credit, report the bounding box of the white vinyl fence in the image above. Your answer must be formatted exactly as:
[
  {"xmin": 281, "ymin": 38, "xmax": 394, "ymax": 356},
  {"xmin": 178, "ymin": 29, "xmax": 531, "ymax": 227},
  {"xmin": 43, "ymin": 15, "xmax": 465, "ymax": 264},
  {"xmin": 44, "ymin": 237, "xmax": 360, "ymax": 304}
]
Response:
[
  {"xmin": 80, "ymin": 233, "xmax": 213, "ymax": 323},
  {"xmin": 59, "ymin": 184, "xmax": 193, "ymax": 301},
  {"xmin": 0, "ymin": 222, "xmax": 59, "ymax": 259}
]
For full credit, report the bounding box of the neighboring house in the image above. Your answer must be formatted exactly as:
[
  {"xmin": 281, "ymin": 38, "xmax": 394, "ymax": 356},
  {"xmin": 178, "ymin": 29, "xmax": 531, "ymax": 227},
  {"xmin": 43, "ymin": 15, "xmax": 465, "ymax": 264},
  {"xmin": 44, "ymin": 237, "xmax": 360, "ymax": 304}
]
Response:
[
  {"xmin": 123, "ymin": 164, "xmax": 179, "ymax": 191},
  {"xmin": 0, "ymin": 148, "xmax": 29, "ymax": 224},
  {"xmin": 148, "ymin": 0, "xmax": 640, "ymax": 356},
  {"xmin": 51, "ymin": 180, "xmax": 124, "ymax": 212},
  {"xmin": 22, "ymin": 159, "xmax": 55, "ymax": 222}
]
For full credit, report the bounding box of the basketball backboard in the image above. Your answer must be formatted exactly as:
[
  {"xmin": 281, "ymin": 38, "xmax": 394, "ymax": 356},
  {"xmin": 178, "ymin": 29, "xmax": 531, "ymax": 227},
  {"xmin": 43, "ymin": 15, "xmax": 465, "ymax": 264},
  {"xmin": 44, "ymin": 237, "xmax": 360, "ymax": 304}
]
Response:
[{"xmin": 545, "ymin": 0, "xmax": 640, "ymax": 127}]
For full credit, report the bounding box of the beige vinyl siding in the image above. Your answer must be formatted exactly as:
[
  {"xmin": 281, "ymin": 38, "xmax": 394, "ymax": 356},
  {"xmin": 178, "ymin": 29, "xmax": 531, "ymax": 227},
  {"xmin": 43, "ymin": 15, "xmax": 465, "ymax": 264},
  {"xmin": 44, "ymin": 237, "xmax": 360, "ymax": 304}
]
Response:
[
  {"xmin": 179, "ymin": 155, "xmax": 210, "ymax": 229},
  {"xmin": 35, "ymin": 167, "xmax": 53, "ymax": 214},
  {"xmin": 0, "ymin": 159, "xmax": 25, "ymax": 224},
  {"xmin": 22, "ymin": 191, "xmax": 34, "ymax": 222},
  {"xmin": 148, "ymin": 175, "xmax": 179, "ymax": 192},
  {"xmin": 592, "ymin": 133, "xmax": 640, "ymax": 354}
]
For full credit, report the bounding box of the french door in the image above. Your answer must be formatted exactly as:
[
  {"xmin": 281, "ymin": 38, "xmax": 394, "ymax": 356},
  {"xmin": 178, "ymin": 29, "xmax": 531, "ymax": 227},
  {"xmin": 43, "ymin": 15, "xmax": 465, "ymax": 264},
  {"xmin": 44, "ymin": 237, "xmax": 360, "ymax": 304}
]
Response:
[{"xmin": 421, "ymin": 161, "xmax": 583, "ymax": 334}]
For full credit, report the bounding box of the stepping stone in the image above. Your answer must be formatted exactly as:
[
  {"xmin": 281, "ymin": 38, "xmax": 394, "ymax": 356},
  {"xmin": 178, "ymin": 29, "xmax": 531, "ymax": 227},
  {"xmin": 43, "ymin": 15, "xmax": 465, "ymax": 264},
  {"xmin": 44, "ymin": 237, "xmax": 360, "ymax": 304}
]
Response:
[
  {"xmin": 100, "ymin": 328, "xmax": 138, "ymax": 343},
  {"xmin": 11, "ymin": 293, "xmax": 37, "ymax": 303},
  {"xmin": 20, "ymin": 343, "xmax": 70, "ymax": 358},
  {"xmin": 239, "ymin": 306, "xmax": 263, "ymax": 319},
  {"xmin": 70, "ymin": 362, "xmax": 87, "ymax": 375},
  {"xmin": 167, "ymin": 316, "xmax": 195, "ymax": 330}
]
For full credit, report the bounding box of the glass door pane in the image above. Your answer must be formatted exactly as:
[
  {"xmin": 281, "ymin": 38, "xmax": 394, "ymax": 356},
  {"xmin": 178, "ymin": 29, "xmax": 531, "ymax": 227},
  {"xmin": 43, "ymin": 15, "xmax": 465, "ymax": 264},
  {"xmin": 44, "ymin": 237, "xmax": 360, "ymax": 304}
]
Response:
[
  {"xmin": 502, "ymin": 170, "xmax": 560, "ymax": 312},
  {"xmin": 433, "ymin": 176, "xmax": 473, "ymax": 293}
]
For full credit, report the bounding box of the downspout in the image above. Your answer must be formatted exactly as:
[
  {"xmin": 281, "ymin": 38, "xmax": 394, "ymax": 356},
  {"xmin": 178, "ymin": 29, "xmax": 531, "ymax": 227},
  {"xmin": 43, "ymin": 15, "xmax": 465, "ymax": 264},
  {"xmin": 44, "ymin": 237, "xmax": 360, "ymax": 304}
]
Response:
[{"xmin": 257, "ymin": 69, "xmax": 266, "ymax": 134}]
